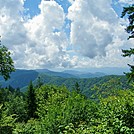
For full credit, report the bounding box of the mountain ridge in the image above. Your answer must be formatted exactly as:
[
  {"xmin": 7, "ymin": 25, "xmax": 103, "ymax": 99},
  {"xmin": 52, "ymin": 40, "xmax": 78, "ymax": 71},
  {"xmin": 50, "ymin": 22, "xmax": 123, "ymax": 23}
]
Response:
[{"xmin": 0, "ymin": 68, "xmax": 128, "ymax": 91}]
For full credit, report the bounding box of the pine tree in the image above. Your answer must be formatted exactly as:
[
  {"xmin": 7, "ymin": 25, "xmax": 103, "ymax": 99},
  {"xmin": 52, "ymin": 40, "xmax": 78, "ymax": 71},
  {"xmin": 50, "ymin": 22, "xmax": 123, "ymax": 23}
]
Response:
[
  {"xmin": 27, "ymin": 81, "xmax": 37, "ymax": 119},
  {"xmin": 121, "ymin": 4, "xmax": 134, "ymax": 82},
  {"xmin": 75, "ymin": 82, "xmax": 81, "ymax": 93},
  {"xmin": 36, "ymin": 76, "xmax": 43, "ymax": 88}
]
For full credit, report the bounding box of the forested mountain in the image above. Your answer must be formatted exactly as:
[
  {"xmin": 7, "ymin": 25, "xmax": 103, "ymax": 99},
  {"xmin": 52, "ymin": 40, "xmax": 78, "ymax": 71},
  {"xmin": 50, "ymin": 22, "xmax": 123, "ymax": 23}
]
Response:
[
  {"xmin": 36, "ymin": 69, "xmax": 76, "ymax": 78},
  {"xmin": 0, "ymin": 69, "xmax": 129, "ymax": 98},
  {"xmin": 33, "ymin": 74, "xmax": 129, "ymax": 97},
  {"xmin": 0, "ymin": 69, "xmax": 106, "ymax": 89},
  {"xmin": 36, "ymin": 69, "xmax": 106, "ymax": 78},
  {"xmin": 0, "ymin": 70, "xmax": 133, "ymax": 134},
  {"xmin": 0, "ymin": 70, "xmax": 38, "ymax": 88}
]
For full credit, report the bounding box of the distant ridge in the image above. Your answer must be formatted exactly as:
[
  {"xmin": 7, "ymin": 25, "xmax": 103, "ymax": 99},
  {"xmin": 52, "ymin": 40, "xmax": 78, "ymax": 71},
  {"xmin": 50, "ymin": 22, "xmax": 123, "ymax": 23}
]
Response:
[
  {"xmin": 36, "ymin": 69, "xmax": 106, "ymax": 78},
  {"xmin": 62, "ymin": 70, "xmax": 105, "ymax": 78},
  {"xmin": 69, "ymin": 67, "xmax": 128, "ymax": 75},
  {"xmin": 0, "ymin": 69, "xmax": 38, "ymax": 88},
  {"xmin": 36, "ymin": 69, "xmax": 76, "ymax": 78},
  {"xmin": 0, "ymin": 67, "xmax": 128, "ymax": 90}
]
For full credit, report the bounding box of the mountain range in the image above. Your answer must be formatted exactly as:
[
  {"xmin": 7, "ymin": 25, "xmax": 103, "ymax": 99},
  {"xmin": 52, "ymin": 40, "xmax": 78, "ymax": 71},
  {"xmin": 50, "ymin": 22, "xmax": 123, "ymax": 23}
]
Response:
[
  {"xmin": 36, "ymin": 69, "xmax": 106, "ymax": 78},
  {"xmin": 0, "ymin": 68, "xmax": 128, "ymax": 93}
]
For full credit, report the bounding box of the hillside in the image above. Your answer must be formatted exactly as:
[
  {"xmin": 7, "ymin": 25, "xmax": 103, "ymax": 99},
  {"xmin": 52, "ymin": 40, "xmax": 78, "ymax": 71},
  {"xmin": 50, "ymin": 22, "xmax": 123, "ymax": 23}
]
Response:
[
  {"xmin": 0, "ymin": 75, "xmax": 133, "ymax": 134},
  {"xmin": 0, "ymin": 69, "xmax": 38, "ymax": 88},
  {"xmin": 36, "ymin": 69, "xmax": 106, "ymax": 78},
  {"xmin": 0, "ymin": 69, "xmax": 106, "ymax": 89},
  {"xmin": 33, "ymin": 74, "xmax": 129, "ymax": 97},
  {"xmin": 0, "ymin": 69, "xmax": 129, "ymax": 98}
]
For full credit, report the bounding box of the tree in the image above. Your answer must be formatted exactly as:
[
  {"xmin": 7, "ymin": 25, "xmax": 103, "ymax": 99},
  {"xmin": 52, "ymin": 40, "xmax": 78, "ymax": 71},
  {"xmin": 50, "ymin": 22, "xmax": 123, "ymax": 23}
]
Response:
[
  {"xmin": 121, "ymin": 4, "xmax": 134, "ymax": 82},
  {"xmin": 0, "ymin": 36, "xmax": 15, "ymax": 80},
  {"xmin": 36, "ymin": 76, "xmax": 43, "ymax": 88},
  {"xmin": 74, "ymin": 82, "xmax": 81, "ymax": 93},
  {"xmin": 3, "ymin": 94, "xmax": 27, "ymax": 122},
  {"xmin": 27, "ymin": 81, "xmax": 37, "ymax": 119}
]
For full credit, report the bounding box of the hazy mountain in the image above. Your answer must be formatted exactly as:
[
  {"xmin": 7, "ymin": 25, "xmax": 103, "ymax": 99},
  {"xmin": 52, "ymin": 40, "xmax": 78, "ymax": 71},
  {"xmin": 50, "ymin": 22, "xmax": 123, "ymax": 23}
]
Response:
[
  {"xmin": 0, "ymin": 67, "xmax": 128, "ymax": 90},
  {"xmin": 36, "ymin": 69, "xmax": 76, "ymax": 78},
  {"xmin": 36, "ymin": 69, "xmax": 106, "ymax": 78},
  {"xmin": 62, "ymin": 70, "xmax": 105, "ymax": 78},
  {"xmin": 62, "ymin": 70, "xmax": 82, "ymax": 75},
  {"xmin": 0, "ymin": 69, "xmax": 38, "ymax": 88},
  {"xmin": 71, "ymin": 67, "xmax": 129, "ymax": 75}
]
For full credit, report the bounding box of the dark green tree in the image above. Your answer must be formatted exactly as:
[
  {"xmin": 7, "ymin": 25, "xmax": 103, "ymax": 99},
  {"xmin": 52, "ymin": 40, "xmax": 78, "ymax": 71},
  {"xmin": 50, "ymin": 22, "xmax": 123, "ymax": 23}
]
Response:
[
  {"xmin": 74, "ymin": 82, "xmax": 81, "ymax": 93},
  {"xmin": 3, "ymin": 94, "xmax": 27, "ymax": 122},
  {"xmin": 27, "ymin": 81, "xmax": 37, "ymax": 119},
  {"xmin": 36, "ymin": 76, "xmax": 43, "ymax": 88},
  {"xmin": 121, "ymin": 4, "xmax": 134, "ymax": 82},
  {"xmin": 0, "ymin": 36, "xmax": 15, "ymax": 80},
  {"xmin": 8, "ymin": 85, "xmax": 15, "ymax": 93}
]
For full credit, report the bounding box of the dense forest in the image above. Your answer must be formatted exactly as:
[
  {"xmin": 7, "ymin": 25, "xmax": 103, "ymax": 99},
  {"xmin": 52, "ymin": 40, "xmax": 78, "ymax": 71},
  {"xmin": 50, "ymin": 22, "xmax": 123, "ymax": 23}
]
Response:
[
  {"xmin": 0, "ymin": 77, "xmax": 134, "ymax": 133},
  {"xmin": 0, "ymin": 4, "xmax": 134, "ymax": 134}
]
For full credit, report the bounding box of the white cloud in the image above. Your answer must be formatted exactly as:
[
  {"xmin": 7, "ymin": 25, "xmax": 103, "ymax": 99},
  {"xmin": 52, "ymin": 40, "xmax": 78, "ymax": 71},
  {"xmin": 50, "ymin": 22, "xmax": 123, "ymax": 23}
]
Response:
[
  {"xmin": 67, "ymin": 0, "xmax": 134, "ymax": 67},
  {"xmin": 0, "ymin": 0, "xmax": 27, "ymax": 47},
  {"xmin": 119, "ymin": 0, "xmax": 134, "ymax": 4},
  {"xmin": 24, "ymin": 0, "xmax": 74, "ymax": 68},
  {"xmin": 0, "ymin": 0, "xmax": 134, "ymax": 69},
  {"xmin": 0, "ymin": 0, "xmax": 76, "ymax": 69}
]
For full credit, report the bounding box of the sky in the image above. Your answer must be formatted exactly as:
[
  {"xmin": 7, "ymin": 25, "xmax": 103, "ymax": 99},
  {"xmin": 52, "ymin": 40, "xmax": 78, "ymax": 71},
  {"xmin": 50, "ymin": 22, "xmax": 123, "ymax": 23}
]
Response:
[{"xmin": 0, "ymin": 0, "xmax": 134, "ymax": 70}]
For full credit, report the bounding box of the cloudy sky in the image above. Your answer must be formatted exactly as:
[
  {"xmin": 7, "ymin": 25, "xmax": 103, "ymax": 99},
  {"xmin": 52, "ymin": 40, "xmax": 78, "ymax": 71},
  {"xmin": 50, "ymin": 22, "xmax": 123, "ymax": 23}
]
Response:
[{"xmin": 0, "ymin": 0, "xmax": 134, "ymax": 69}]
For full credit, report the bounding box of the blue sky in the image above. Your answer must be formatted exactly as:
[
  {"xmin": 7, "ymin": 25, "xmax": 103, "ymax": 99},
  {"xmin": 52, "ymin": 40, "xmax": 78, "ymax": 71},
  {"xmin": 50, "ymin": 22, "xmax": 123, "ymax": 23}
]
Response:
[
  {"xmin": 24, "ymin": 0, "xmax": 41, "ymax": 17},
  {"xmin": 1, "ymin": 0, "xmax": 134, "ymax": 69},
  {"xmin": 23, "ymin": 0, "xmax": 126, "ymax": 17}
]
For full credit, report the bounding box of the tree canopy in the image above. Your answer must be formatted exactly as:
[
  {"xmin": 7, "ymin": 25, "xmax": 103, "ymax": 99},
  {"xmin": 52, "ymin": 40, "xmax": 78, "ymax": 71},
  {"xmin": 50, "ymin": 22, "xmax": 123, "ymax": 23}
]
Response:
[{"xmin": 0, "ymin": 37, "xmax": 15, "ymax": 80}]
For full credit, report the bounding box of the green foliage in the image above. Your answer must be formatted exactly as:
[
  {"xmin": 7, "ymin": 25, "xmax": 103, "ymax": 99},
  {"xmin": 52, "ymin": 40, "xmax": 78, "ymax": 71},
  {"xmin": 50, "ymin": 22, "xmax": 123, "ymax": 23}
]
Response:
[
  {"xmin": 74, "ymin": 82, "xmax": 81, "ymax": 93},
  {"xmin": 125, "ymin": 64, "xmax": 134, "ymax": 82},
  {"xmin": 91, "ymin": 78, "xmax": 123, "ymax": 100},
  {"xmin": 26, "ymin": 81, "xmax": 37, "ymax": 119},
  {"xmin": 36, "ymin": 85, "xmax": 69, "ymax": 133},
  {"xmin": 122, "ymin": 48, "xmax": 134, "ymax": 57},
  {"xmin": 13, "ymin": 119, "xmax": 41, "ymax": 134},
  {"xmin": 35, "ymin": 76, "xmax": 44, "ymax": 88},
  {"xmin": 3, "ymin": 94, "xmax": 27, "ymax": 122},
  {"xmin": 0, "ymin": 88, "xmax": 10, "ymax": 103},
  {"xmin": 35, "ymin": 85, "xmax": 99, "ymax": 133},
  {"xmin": 97, "ymin": 90, "xmax": 134, "ymax": 133},
  {"xmin": 121, "ymin": 4, "xmax": 134, "ymax": 39},
  {"xmin": 0, "ymin": 43, "xmax": 15, "ymax": 80},
  {"xmin": 0, "ymin": 111, "xmax": 16, "ymax": 134},
  {"xmin": 33, "ymin": 74, "xmax": 129, "ymax": 98},
  {"xmin": 0, "ymin": 76, "xmax": 133, "ymax": 133}
]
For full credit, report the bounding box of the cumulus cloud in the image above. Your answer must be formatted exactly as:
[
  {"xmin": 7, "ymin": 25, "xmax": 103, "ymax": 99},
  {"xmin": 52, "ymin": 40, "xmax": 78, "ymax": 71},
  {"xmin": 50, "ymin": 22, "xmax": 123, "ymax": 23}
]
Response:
[
  {"xmin": 68, "ymin": 0, "xmax": 134, "ymax": 65},
  {"xmin": 1, "ymin": 0, "xmax": 75, "ymax": 69},
  {"xmin": 1, "ymin": 0, "xmax": 134, "ymax": 69},
  {"xmin": 0, "ymin": 0, "xmax": 27, "ymax": 47},
  {"xmin": 24, "ymin": 0, "xmax": 74, "ymax": 68}
]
